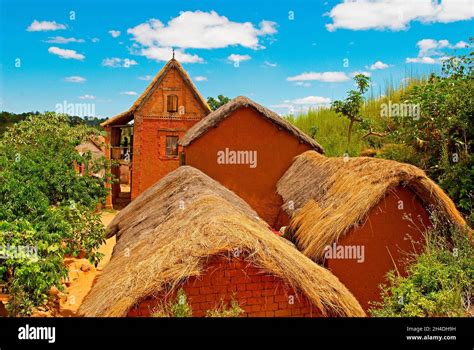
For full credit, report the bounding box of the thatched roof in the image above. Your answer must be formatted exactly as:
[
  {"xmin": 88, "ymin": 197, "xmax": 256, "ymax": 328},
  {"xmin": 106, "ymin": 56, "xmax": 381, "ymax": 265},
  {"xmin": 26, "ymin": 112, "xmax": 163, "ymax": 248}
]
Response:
[
  {"xmin": 79, "ymin": 166, "xmax": 364, "ymax": 317},
  {"xmin": 75, "ymin": 135, "xmax": 105, "ymax": 157},
  {"xmin": 277, "ymin": 151, "xmax": 467, "ymax": 261},
  {"xmin": 101, "ymin": 59, "xmax": 211, "ymax": 127},
  {"xmin": 179, "ymin": 96, "xmax": 324, "ymax": 153}
]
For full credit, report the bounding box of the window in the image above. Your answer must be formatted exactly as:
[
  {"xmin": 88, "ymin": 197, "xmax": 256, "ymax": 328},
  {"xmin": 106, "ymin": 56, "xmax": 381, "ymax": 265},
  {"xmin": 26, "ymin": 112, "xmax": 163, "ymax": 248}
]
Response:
[
  {"xmin": 167, "ymin": 95, "xmax": 178, "ymax": 112},
  {"xmin": 165, "ymin": 136, "xmax": 179, "ymax": 156}
]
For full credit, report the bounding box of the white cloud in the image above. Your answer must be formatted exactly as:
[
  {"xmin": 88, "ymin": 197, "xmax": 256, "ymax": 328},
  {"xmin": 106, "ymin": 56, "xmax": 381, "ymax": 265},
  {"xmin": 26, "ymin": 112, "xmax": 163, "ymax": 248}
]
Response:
[
  {"xmin": 263, "ymin": 61, "xmax": 278, "ymax": 67},
  {"xmin": 326, "ymin": 0, "xmax": 474, "ymax": 31},
  {"xmin": 271, "ymin": 96, "xmax": 331, "ymax": 115},
  {"xmin": 79, "ymin": 94, "xmax": 96, "ymax": 100},
  {"xmin": 416, "ymin": 39, "xmax": 471, "ymax": 56},
  {"xmin": 121, "ymin": 91, "xmax": 138, "ymax": 96},
  {"xmin": 91, "ymin": 37, "xmax": 100, "ymax": 43},
  {"xmin": 369, "ymin": 60, "xmax": 390, "ymax": 70},
  {"xmin": 108, "ymin": 30, "xmax": 121, "ymax": 38},
  {"xmin": 102, "ymin": 57, "xmax": 138, "ymax": 68},
  {"xmin": 270, "ymin": 103, "xmax": 294, "ymax": 109},
  {"xmin": 127, "ymin": 11, "xmax": 277, "ymax": 64},
  {"xmin": 452, "ymin": 40, "xmax": 470, "ymax": 49},
  {"xmin": 291, "ymin": 96, "xmax": 331, "ymax": 105},
  {"xmin": 406, "ymin": 39, "xmax": 470, "ymax": 64},
  {"xmin": 228, "ymin": 54, "xmax": 251, "ymax": 64},
  {"xmin": 417, "ymin": 39, "xmax": 449, "ymax": 56},
  {"xmin": 64, "ymin": 76, "xmax": 86, "ymax": 83},
  {"xmin": 406, "ymin": 56, "xmax": 438, "ymax": 64},
  {"xmin": 138, "ymin": 75, "xmax": 153, "ymax": 81},
  {"xmin": 194, "ymin": 76, "xmax": 207, "ymax": 82},
  {"xmin": 48, "ymin": 47, "xmax": 85, "ymax": 60},
  {"xmin": 139, "ymin": 47, "xmax": 203, "ymax": 63},
  {"xmin": 27, "ymin": 20, "xmax": 66, "ymax": 32},
  {"xmin": 44, "ymin": 36, "xmax": 85, "ymax": 44},
  {"xmin": 287, "ymin": 71, "xmax": 350, "ymax": 83},
  {"xmin": 128, "ymin": 11, "xmax": 277, "ymax": 50}
]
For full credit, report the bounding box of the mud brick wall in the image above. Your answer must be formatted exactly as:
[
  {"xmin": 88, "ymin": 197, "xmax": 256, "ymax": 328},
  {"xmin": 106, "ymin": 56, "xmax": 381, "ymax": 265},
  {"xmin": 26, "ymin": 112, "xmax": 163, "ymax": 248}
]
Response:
[{"xmin": 127, "ymin": 256, "xmax": 321, "ymax": 317}]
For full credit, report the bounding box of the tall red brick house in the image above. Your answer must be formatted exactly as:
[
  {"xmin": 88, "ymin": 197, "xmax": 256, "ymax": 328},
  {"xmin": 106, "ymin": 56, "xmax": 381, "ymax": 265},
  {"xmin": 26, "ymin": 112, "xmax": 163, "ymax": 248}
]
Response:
[{"xmin": 101, "ymin": 58, "xmax": 211, "ymax": 207}]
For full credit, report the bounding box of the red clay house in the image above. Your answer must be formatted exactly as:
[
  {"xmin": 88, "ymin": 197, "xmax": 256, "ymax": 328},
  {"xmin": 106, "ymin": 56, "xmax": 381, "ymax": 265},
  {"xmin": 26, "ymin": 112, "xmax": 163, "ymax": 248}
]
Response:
[
  {"xmin": 101, "ymin": 58, "xmax": 211, "ymax": 208},
  {"xmin": 179, "ymin": 96, "xmax": 324, "ymax": 226}
]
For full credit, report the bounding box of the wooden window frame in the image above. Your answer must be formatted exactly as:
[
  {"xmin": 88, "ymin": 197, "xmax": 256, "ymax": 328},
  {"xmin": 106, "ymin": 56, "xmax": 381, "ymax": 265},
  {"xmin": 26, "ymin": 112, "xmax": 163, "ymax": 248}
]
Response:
[
  {"xmin": 166, "ymin": 94, "xmax": 179, "ymax": 113},
  {"xmin": 165, "ymin": 135, "xmax": 179, "ymax": 157}
]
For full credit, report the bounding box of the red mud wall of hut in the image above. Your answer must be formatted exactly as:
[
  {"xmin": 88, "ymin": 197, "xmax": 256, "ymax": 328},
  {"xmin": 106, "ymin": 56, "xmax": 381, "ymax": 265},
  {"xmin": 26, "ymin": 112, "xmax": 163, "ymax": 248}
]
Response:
[
  {"xmin": 127, "ymin": 256, "xmax": 320, "ymax": 317},
  {"xmin": 325, "ymin": 186, "xmax": 431, "ymax": 311},
  {"xmin": 182, "ymin": 107, "xmax": 314, "ymax": 227}
]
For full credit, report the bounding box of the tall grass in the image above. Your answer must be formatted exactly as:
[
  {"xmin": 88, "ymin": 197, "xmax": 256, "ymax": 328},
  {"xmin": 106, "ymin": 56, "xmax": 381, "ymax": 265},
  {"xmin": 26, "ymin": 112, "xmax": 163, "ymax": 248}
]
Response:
[
  {"xmin": 286, "ymin": 108, "xmax": 368, "ymax": 156},
  {"xmin": 286, "ymin": 76, "xmax": 424, "ymax": 157}
]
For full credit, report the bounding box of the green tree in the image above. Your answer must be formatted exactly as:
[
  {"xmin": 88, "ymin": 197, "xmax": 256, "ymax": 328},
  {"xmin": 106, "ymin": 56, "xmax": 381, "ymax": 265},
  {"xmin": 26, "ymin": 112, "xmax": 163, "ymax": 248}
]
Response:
[
  {"xmin": 207, "ymin": 95, "xmax": 231, "ymax": 111},
  {"xmin": 386, "ymin": 45, "xmax": 473, "ymax": 224},
  {"xmin": 331, "ymin": 74, "xmax": 371, "ymax": 145},
  {"xmin": 0, "ymin": 113, "xmax": 108, "ymax": 316}
]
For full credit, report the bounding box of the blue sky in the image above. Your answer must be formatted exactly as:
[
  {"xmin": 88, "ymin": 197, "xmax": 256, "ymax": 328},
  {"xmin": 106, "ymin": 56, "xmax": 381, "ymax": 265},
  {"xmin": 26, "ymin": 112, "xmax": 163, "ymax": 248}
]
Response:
[{"xmin": 0, "ymin": 0, "xmax": 473, "ymax": 118}]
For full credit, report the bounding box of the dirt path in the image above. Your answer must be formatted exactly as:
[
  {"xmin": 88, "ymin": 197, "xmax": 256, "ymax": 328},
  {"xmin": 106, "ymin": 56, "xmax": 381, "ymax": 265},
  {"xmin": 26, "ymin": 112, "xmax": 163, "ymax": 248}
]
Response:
[{"xmin": 58, "ymin": 210, "xmax": 117, "ymax": 316}]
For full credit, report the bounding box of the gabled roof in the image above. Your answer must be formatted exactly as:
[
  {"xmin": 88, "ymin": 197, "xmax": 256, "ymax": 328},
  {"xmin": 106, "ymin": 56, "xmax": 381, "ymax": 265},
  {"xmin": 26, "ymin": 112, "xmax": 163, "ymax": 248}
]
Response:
[
  {"xmin": 179, "ymin": 96, "xmax": 324, "ymax": 153},
  {"xmin": 101, "ymin": 59, "xmax": 211, "ymax": 127}
]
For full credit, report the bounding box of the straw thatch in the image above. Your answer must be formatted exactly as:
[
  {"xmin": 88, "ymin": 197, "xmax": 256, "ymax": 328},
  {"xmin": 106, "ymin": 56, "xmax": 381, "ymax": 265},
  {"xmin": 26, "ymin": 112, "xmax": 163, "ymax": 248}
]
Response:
[
  {"xmin": 179, "ymin": 96, "xmax": 324, "ymax": 153},
  {"xmin": 277, "ymin": 151, "xmax": 467, "ymax": 261},
  {"xmin": 75, "ymin": 135, "xmax": 105, "ymax": 158},
  {"xmin": 101, "ymin": 59, "xmax": 211, "ymax": 127},
  {"xmin": 79, "ymin": 166, "xmax": 364, "ymax": 317}
]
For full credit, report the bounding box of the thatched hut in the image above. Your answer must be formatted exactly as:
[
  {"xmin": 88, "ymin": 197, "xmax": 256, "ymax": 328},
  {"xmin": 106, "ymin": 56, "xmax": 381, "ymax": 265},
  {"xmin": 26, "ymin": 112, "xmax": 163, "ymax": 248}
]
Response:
[
  {"xmin": 277, "ymin": 151, "xmax": 467, "ymax": 310},
  {"xmin": 75, "ymin": 135, "xmax": 106, "ymax": 178},
  {"xmin": 79, "ymin": 166, "xmax": 364, "ymax": 317},
  {"xmin": 179, "ymin": 96, "xmax": 323, "ymax": 227}
]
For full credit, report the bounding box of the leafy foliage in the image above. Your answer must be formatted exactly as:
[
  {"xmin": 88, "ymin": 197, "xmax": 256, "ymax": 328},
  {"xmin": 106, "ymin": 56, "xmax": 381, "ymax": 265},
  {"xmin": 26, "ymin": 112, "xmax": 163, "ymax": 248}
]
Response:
[
  {"xmin": 370, "ymin": 216, "xmax": 473, "ymax": 317},
  {"xmin": 207, "ymin": 95, "xmax": 231, "ymax": 111},
  {"xmin": 383, "ymin": 47, "xmax": 474, "ymax": 225},
  {"xmin": 331, "ymin": 74, "xmax": 371, "ymax": 145},
  {"xmin": 0, "ymin": 113, "xmax": 108, "ymax": 316},
  {"xmin": 0, "ymin": 111, "xmax": 106, "ymax": 136}
]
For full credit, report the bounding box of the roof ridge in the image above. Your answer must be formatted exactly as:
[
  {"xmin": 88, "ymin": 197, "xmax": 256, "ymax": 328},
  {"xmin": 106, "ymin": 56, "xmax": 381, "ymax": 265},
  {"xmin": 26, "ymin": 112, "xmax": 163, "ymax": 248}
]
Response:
[{"xmin": 179, "ymin": 95, "xmax": 324, "ymax": 153}]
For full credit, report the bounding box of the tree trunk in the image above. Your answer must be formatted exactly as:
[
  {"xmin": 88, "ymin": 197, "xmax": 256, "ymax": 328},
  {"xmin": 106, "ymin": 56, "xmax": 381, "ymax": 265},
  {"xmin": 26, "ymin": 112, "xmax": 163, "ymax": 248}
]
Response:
[{"xmin": 348, "ymin": 119, "xmax": 355, "ymax": 145}]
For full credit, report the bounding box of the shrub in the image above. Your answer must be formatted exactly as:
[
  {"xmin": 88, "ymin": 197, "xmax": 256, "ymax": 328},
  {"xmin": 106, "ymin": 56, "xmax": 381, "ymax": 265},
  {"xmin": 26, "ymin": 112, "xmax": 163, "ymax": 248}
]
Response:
[
  {"xmin": 438, "ymin": 155, "xmax": 474, "ymax": 226},
  {"xmin": 151, "ymin": 288, "xmax": 192, "ymax": 317},
  {"xmin": 375, "ymin": 143, "xmax": 422, "ymax": 165},
  {"xmin": 205, "ymin": 296, "xmax": 244, "ymax": 317},
  {"xmin": 151, "ymin": 289, "xmax": 244, "ymax": 317},
  {"xmin": 370, "ymin": 215, "xmax": 473, "ymax": 317}
]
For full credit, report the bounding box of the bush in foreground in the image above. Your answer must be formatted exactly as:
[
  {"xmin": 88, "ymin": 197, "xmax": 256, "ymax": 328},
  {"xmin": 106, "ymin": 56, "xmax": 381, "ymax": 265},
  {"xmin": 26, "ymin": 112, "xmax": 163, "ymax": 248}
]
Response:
[{"xmin": 370, "ymin": 216, "xmax": 473, "ymax": 317}]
